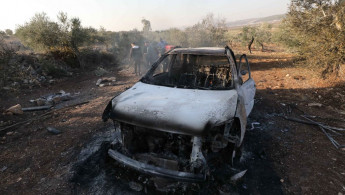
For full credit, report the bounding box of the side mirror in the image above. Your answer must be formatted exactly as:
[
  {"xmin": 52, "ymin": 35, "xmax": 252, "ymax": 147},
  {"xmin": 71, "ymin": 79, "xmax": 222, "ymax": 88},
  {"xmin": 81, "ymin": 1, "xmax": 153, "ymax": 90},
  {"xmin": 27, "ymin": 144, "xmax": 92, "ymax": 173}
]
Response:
[{"xmin": 240, "ymin": 70, "xmax": 247, "ymax": 76}]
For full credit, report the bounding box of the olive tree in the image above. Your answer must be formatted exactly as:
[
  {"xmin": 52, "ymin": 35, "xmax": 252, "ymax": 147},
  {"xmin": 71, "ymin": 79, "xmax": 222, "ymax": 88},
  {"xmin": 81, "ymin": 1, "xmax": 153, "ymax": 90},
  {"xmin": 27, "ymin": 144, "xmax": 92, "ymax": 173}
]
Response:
[
  {"xmin": 284, "ymin": 0, "xmax": 345, "ymax": 77},
  {"xmin": 16, "ymin": 13, "xmax": 62, "ymax": 51},
  {"xmin": 239, "ymin": 24, "xmax": 272, "ymax": 52},
  {"xmin": 186, "ymin": 14, "xmax": 227, "ymax": 47},
  {"xmin": 5, "ymin": 29, "xmax": 13, "ymax": 36}
]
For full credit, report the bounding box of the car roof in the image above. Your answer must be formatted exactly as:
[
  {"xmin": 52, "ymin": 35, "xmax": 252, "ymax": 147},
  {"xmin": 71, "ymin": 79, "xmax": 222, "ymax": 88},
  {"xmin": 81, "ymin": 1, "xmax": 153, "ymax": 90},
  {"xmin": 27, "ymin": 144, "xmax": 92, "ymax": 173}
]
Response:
[{"xmin": 168, "ymin": 47, "xmax": 226, "ymax": 56}]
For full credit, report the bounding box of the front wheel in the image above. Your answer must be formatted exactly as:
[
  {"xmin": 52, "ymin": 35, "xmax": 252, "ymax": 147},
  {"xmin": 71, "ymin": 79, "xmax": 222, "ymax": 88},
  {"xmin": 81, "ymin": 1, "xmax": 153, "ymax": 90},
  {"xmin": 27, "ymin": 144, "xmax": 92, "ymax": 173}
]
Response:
[{"xmin": 222, "ymin": 142, "xmax": 243, "ymax": 166}]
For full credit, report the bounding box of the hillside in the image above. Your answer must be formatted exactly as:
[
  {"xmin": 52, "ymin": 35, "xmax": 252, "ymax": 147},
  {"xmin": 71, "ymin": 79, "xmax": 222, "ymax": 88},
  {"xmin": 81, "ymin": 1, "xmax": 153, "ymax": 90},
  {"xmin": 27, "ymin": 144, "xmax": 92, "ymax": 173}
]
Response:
[{"xmin": 227, "ymin": 14, "xmax": 285, "ymax": 27}]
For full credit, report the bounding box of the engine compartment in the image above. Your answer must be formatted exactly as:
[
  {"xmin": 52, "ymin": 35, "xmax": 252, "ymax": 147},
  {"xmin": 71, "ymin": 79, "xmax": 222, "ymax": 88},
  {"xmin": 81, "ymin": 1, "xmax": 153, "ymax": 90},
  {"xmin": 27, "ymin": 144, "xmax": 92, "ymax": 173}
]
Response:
[{"xmin": 110, "ymin": 120, "xmax": 240, "ymax": 179}]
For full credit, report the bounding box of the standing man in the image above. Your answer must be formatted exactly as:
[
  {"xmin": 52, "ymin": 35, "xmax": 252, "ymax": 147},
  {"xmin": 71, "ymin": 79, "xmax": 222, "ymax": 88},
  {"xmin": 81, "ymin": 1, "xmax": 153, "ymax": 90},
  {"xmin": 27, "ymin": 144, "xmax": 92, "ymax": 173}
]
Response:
[
  {"xmin": 146, "ymin": 42, "xmax": 159, "ymax": 69},
  {"xmin": 157, "ymin": 38, "xmax": 167, "ymax": 56},
  {"xmin": 143, "ymin": 41, "xmax": 149, "ymax": 69},
  {"xmin": 157, "ymin": 38, "xmax": 168, "ymax": 71},
  {"xmin": 129, "ymin": 42, "xmax": 143, "ymax": 76}
]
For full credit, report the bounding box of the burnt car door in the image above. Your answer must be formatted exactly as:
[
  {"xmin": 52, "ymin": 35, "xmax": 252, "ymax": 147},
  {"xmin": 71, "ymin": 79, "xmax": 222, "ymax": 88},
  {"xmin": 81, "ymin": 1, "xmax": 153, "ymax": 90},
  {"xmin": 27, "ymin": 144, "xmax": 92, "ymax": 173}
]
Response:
[
  {"xmin": 237, "ymin": 54, "xmax": 256, "ymax": 116},
  {"xmin": 225, "ymin": 46, "xmax": 255, "ymax": 147}
]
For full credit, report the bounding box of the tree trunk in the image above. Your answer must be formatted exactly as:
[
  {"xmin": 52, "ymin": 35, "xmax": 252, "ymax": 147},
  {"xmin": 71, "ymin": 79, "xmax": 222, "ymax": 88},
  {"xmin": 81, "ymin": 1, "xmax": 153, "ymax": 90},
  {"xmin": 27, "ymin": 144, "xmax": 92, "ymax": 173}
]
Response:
[
  {"xmin": 71, "ymin": 41, "xmax": 84, "ymax": 69},
  {"xmin": 260, "ymin": 43, "xmax": 264, "ymax": 52},
  {"xmin": 321, "ymin": 63, "xmax": 341, "ymax": 78},
  {"xmin": 248, "ymin": 36, "xmax": 254, "ymax": 54}
]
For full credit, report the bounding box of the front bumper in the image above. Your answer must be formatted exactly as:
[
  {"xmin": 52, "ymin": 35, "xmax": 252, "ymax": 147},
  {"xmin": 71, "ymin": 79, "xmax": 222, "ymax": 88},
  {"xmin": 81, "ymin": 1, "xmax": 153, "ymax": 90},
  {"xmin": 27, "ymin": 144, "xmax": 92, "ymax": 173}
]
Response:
[{"xmin": 108, "ymin": 149, "xmax": 206, "ymax": 182}]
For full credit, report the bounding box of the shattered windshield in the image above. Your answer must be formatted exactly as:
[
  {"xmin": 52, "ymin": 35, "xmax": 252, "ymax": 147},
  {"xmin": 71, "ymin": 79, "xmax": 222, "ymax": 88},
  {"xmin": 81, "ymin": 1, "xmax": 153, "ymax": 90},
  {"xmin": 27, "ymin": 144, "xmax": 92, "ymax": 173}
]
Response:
[{"xmin": 142, "ymin": 53, "xmax": 234, "ymax": 90}]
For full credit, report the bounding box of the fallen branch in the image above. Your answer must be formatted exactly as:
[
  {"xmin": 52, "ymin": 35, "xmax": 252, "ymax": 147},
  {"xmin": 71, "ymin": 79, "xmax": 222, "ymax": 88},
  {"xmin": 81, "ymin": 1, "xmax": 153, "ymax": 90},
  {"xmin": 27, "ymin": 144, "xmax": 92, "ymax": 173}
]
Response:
[
  {"xmin": 0, "ymin": 100, "xmax": 89, "ymax": 133},
  {"xmin": 282, "ymin": 115, "xmax": 345, "ymax": 131},
  {"xmin": 281, "ymin": 115, "xmax": 345, "ymax": 149},
  {"xmin": 301, "ymin": 115, "xmax": 345, "ymax": 132},
  {"xmin": 65, "ymin": 101, "xmax": 89, "ymax": 108},
  {"xmin": 0, "ymin": 111, "xmax": 53, "ymax": 133},
  {"xmin": 318, "ymin": 126, "xmax": 345, "ymax": 149}
]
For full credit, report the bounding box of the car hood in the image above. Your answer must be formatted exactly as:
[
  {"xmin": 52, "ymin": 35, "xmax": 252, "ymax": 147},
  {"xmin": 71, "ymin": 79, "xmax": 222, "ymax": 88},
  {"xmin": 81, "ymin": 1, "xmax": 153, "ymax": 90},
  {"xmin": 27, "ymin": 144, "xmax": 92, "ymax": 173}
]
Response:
[{"xmin": 110, "ymin": 82, "xmax": 238, "ymax": 135}]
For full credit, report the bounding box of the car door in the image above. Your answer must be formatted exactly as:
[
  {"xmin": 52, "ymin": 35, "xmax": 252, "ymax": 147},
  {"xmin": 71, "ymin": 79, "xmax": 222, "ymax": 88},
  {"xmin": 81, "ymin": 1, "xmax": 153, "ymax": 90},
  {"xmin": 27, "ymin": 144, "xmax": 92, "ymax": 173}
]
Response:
[{"xmin": 237, "ymin": 54, "xmax": 256, "ymax": 116}]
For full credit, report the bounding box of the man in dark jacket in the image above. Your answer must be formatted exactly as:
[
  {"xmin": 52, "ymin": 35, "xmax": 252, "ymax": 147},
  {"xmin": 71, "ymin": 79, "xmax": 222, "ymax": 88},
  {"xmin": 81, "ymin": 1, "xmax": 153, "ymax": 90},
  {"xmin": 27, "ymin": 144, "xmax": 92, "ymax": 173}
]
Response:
[
  {"xmin": 144, "ymin": 41, "xmax": 159, "ymax": 69},
  {"xmin": 129, "ymin": 42, "xmax": 143, "ymax": 75}
]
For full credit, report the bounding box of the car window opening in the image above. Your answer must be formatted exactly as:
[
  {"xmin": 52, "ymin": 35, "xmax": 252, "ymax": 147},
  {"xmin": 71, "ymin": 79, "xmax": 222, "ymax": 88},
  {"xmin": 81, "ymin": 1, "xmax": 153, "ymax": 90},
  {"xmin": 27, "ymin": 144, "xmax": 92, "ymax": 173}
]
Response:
[{"xmin": 143, "ymin": 54, "xmax": 234, "ymax": 90}]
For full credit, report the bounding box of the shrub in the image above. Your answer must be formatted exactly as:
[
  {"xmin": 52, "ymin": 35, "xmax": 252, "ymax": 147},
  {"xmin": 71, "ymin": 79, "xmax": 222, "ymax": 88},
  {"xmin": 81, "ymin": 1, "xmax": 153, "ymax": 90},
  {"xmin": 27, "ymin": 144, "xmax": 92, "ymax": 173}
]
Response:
[
  {"xmin": 0, "ymin": 36, "xmax": 17, "ymax": 86},
  {"xmin": 39, "ymin": 58, "xmax": 67, "ymax": 78},
  {"xmin": 79, "ymin": 48, "xmax": 116, "ymax": 67},
  {"xmin": 48, "ymin": 47, "xmax": 80, "ymax": 68}
]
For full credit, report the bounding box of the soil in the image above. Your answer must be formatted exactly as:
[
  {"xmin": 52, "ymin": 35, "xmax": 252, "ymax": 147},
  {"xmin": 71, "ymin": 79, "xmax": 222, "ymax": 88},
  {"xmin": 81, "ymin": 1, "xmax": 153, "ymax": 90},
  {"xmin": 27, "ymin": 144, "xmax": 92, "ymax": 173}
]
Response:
[{"xmin": 0, "ymin": 51, "xmax": 344, "ymax": 194}]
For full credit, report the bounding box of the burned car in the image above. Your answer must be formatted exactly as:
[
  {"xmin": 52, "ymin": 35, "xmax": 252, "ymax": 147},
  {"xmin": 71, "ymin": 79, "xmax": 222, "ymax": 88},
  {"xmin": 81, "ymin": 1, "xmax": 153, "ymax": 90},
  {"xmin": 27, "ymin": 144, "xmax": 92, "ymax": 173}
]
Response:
[{"xmin": 102, "ymin": 46, "xmax": 255, "ymax": 182}]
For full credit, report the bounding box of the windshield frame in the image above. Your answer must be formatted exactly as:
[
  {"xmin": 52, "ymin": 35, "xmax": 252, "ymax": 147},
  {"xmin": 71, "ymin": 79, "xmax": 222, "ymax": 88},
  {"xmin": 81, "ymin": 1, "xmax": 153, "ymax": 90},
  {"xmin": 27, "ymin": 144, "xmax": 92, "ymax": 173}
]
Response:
[{"xmin": 141, "ymin": 49, "xmax": 235, "ymax": 90}]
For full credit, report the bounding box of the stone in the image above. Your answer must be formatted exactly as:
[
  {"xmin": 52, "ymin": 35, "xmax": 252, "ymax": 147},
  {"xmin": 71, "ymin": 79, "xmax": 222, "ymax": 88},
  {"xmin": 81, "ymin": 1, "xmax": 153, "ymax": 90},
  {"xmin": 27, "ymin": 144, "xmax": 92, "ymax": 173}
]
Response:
[
  {"xmin": 5, "ymin": 104, "xmax": 23, "ymax": 115},
  {"xmin": 6, "ymin": 132, "xmax": 13, "ymax": 135},
  {"xmin": 96, "ymin": 79, "xmax": 102, "ymax": 86}
]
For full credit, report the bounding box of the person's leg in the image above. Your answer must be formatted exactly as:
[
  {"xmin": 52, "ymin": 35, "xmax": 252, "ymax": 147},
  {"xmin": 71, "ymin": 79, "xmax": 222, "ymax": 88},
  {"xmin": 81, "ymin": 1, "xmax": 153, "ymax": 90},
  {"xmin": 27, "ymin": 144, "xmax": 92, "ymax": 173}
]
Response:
[
  {"xmin": 134, "ymin": 60, "xmax": 137, "ymax": 75},
  {"xmin": 138, "ymin": 61, "xmax": 141, "ymax": 75}
]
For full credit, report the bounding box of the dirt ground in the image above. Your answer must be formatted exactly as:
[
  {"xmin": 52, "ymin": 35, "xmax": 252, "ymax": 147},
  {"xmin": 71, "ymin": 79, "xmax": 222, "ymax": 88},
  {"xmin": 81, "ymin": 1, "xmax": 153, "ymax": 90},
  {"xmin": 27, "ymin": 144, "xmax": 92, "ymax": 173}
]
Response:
[{"xmin": 0, "ymin": 51, "xmax": 344, "ymax": 194}]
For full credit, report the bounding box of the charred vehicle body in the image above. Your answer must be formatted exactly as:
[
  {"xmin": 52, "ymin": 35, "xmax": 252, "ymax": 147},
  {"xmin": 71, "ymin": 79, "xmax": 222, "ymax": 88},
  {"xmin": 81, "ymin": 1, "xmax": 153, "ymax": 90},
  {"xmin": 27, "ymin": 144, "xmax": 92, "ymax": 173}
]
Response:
[{"xmin": 102, "ymin": 46, "xmax": 256, "ymax": 182}]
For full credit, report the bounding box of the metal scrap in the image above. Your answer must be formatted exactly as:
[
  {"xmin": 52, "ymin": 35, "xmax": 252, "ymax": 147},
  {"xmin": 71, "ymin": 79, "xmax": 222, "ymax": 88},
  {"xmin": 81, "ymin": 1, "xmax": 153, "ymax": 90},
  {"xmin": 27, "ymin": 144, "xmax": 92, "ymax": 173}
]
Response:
[
  {"xmin": 250, "ymin": 122, "xmax": 261, "ymax": 130},
  {"xmin": 30, "ymin": 90, "xmax": 73, "ymax": 106},
  {"xmin": 96, "ymin": 77, "xmax": 117, "ymax": 87},
  {"xmin": 46, "ymin": 127, "xmax": 61, "ymax": 135},
  {"xmin": 128, "ymin": 181, "xmax": 143, "ymax": 191},
  {"xmin": 22, "ymin": 105, "xmax": 52, "ymax": 112},
  {"xmin": 308, "ymin": 103, "xmax": 322, "ymax": 107},
  {"xmin": 230, "ymin": 169, "xmax": 247, "ymax": 183},
  {"xmin": 0, "ymin": 166, "xmax": 7, "ymax": 172},
  {"xmin": 0, "ymin": 101, "xmax": 89, "ymax": 133}
]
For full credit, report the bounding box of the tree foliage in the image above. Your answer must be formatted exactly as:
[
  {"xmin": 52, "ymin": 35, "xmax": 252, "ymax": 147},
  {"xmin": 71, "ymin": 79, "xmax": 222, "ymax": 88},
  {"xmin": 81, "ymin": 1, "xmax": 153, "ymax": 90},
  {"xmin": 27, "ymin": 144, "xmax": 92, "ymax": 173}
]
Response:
[
  {"xmin": 239, "ymin": 24, "xmax": 272, "ymax": 51},
  {"xmin": 15, "ymin": 12, "xmax": 107, "ymax": 68},
  {"xmin": 139, "ymin": 14, "xmax": 227, "ymax": 48},
  {"xmin": 16, "ymin": 13, "xmax": 61, "ymax": 51},
  {"xmin": 5, "ymin": 29, "xmax": 13, "ymax": 36},
  {"xmin": 185, "ymin": 14, "xmax": 227, "ymax": 47},
  {"xmin": 283, "ymin": 0, "xmax": 345, "ymax": 77},
  {"xmin": 273, "ymin": 23, "xmax": 301, "ymax": 50},
  {"xmin": 16, "ymin": 12, "xmax": 101, "ymax": 53},
  {"xmin": 255, "ymin": 23, "xmax": 272, "ymax": 50}
]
